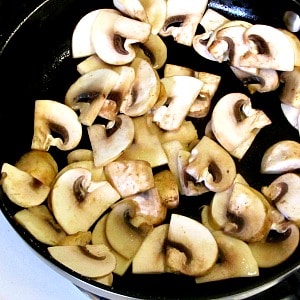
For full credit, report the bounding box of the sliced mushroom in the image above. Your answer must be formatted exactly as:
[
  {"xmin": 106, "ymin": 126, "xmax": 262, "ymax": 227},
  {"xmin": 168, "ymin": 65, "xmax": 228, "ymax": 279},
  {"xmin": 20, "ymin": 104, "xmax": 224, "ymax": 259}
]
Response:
[
  {"xmin": 88, "ymin": 114, "xmax": 135, "ymax": 167},
  {"xmin": 91, "ymin": 9, "xmax": 151, "ymax": 65},
  {"xmin": 230, "ymin": 66, "xmax": 280, "ymax": 94},
  {"xmin": 166, "ymin": 213, "xmax": 218, "ymax": 276},
  {"xmin": 279, "ymin": 29, "xmax": 300, "ymax": 66},
  {"xmin": 224, "ymin": 182, "xmax": 272, "ymax": 242},
  {"xmin": 31, "ymin": 100, "xmax": 82, "ymax": 151},
  {"xmin": 1, "ymin": 163, "xmax": 50, "ymax": 208},
  {"xmin": 76, "ymin": 54, "xmax": 113, "ymax": 75},
  {"xmin": 280, "ymin": 66, "xmax": 300, "ymax": 109},
  {"xmin": 261, "ymin": 140, "xmax": 300, "ymax": 174},
  {"xmin": 281, "ymin": 103, "xmax": 300, "ymax": 135},
  {"xmin": 65, "ymin": 68, "xmax": 120, "ymax": 126},
  {"xmin": 240, "ymin": 24, "xmax": 295, "ymax": 71},
  {"xmin": 67, "ymin": 149, "xmax": 93, "ymax": 164},
  {"xmin": 185, "ymin": 136, "xmax": 236, "ymax": 192},
  {"xmin": 261, "ymin": 173, "xmax": 300, "ymax": 226},
  {"xmin": 199, "ymin": 8, "xmax": 229, "ymax": 33},
  {"xmin": 211, "ymin": 92, "xmax": 272, "ymax": 159},
  {"xmin": 104, "ymin": 159, "xmax": 154, "ymax": 198},
  {"xmin": 120, "ymin": 57, "xmax": 161, "ymax": 117},
  {"xmin": 159, "ymin": 0, "xmax": 208, "ymax": 46},
  {"xmin": 48, "ymin": 244, "xmax": 116, "ymax": 278},
  {"xmin": 152, "ymin": 75, "xmax": 203, "ymax": 131},
  {"xmin": 249, "ymin": 221, "xmax": 299, "ymax": 268},
  {"xmin": 105, "ymin": 199, "xmax": 152, "ymax": 259},
  {"xmin": 14, "ymin": 205, "xmax": 66, "ymax": 245},
  {"xmin": 49, "ymin": 167, "xmax": 120, "ymax": 234},
  {"xmin": 113, "ymin": 0, "xmax": 147, "ymax": 22}
]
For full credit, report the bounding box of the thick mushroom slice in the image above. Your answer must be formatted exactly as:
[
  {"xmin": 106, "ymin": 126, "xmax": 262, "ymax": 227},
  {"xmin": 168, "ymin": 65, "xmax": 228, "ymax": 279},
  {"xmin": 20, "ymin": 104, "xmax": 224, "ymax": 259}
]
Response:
[
  {"xmin": 159, "ymin": 0, "xmax": 208, "ymax": 46},
  {"xmin": 166, "ymin": 214, "xmax": 218, "ymax": 276},
  {"xmin": 249, "ymin": 221, "xmax": 300, "ymax": 268},
  {"xmin": 262, "ymin": 173, "xmax": 300, "ymax": 226},
  {"xmin": 91, "ymin": 9, "xmax": 151, "ymax": 65},
  {"xmin": 185, "ymin": 136, "xmax": 237, "ymax": 193},
  {"xmin": 260, "ymin": 140, "xmax": 300, "ymax": 174},
  {"xmin": 240, "ymin": 24, "xmax": 295, "ymax": 71},
  {"xmin": 152, "ymin": 75, "xmax": 203, "ymax": 131},
  {"xmin": 120, "ymin": 57, "xmax": 161, "ymax": 117},
  {"xmin": 31, "ymin": 100, "xmax": 82, "ymax": 151},
  {"xmin": 49, "ymin": 167, "xmax": 120, "ymax": 235},
  {"xmin": 211, "ymin": 92, "xmax": 272, "ymax": 159},
  {"xmin": 280, "ymin": 66, "xmax": 300, "ymax": 109},
  {"xmin": 224, "ymin": 182, "xmax": 272, "ymax": 242},
  {"xmin": 104, "ymin": 159, "xmax": 154, "ymax": 198},
  {"xmin": 65, "ymin": 68, "xmax": 120, "ymax": 126},
  {"xmin": 1, "ymin": 163, "xmax": 50, "ymax": 208},
  {"xmin": 195, "ymin": 231, "xmax": 259, "ymax": 283},
  {"xmin": 48, "ymin": 244, "xmax": 116, "ymax": 278},
  {"xmin": 87, "ymin": 114, "xmax": 135, "ymax": 167}
]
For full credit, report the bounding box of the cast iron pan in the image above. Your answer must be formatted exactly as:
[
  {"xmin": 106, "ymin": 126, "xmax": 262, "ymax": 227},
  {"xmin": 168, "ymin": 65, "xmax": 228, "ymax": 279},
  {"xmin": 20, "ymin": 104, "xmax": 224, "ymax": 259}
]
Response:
[{"xmin": 0, "ymin": 0, "xmax": 300, "ymax": 299}]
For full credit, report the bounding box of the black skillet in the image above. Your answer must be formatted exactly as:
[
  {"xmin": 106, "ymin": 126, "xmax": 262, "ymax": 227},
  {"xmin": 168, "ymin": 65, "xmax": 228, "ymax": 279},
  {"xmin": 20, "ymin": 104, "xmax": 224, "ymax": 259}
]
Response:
[{"xmin": 0, "ymin": 0, "xmax": 300, "ymax": 299}]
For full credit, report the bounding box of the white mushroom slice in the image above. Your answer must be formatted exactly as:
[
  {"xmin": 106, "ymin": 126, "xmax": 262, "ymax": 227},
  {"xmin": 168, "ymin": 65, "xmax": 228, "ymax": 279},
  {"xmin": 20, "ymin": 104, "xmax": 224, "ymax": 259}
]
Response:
[
  {"xmin": 261, "ymin": 140, "xmax": 300, "ymax": 174},
  {"xmin": 166, "ymin": 214, "xmax": 218, "ymax": 276},
  {"xmin": 193, "ymin": 34, "xmax": 219, "ymax": 62},
  {"xmin": 65, "ymin": 69, "xmax": 120, "ymax": 126},
  {"xmin": 104, "ymin": 160, "xmax": 154, "ymax": 198},
  {"xmin": 230, "ymin": 66, "xmax": 279, "ymax": 94},
  {"xmin": 113, "ymin": 0, "xmax": 147, "ymax": 22},
  {"xmin": 50, "ymin": 168, "xmax": 120, "ymax": 235},
  {"xmin": 185, "ymin": 136, "xmax": 236, "ymax": 192},
  {"xmin": 281, "ymin": 103, "xmax": 300, "ymax": 131},
  {"xmin": 240, "ymin": 24, "xmax": 295, "ymax": 71},
  {"xmin": 280, "ymin": 66, "xmax": 300, "ymax": 109},
  {"xmin": 224, "ymin": 182, "xmax": 272, "ymax": 242},
  {"xmin": 134, "ymin": 34, "xmax": 167, "ymax": 69},
  {"xmin": 262, "ymin": 173, "xmax": 300, "ymax": 226},
  {"xmin": 76, "ymin": 55, "xmax": 112, "ymax": 75},
  {"xmin": 88, "ymin": 114, "xmax": 135, "ymax": 167},
  {"xmin": 125, "ymin": 187, "xmax": 167, "ymax": 226},
  {"xmin": 153, "ymin": 76, "xmax": 203, "ymax": 131},
  {"xmin": 211, "ymin": 93, "xmax": 272, "ymax": 159},
  {"xmin": 91, "ymin": 9, "xmax": 151, "ymax": 65},
  {"xmin": 120, "ymin": 58, "xmax": 161, "ymax": 117},
  {"xmin": 71, "ymin": 9, "xmax": 99, "ymax": 58},
  {"xmin": 31, "ymin": 100, "xmax": 82, "ymax": 151},
  {"xmin": 48, "ymin": 244, "xmax": 116, "ymax": 278},
  {"xmin": 159, "ymin": 0, "xmax": 208, "ymax": 46},
  {"xmin": 280, "ymin": 29, "xmax": 300, "ymax": 66},
  {"xmin": 199, "ymin": 8, "xmax": 229, "ymax": 33}
]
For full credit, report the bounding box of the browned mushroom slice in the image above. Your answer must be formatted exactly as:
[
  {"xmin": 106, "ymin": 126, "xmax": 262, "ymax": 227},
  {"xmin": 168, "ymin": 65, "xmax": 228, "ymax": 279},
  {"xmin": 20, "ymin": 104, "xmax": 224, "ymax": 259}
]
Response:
[
  {"xmin": 211, "ymin": 92, "xmax": 272, "ymax": 159},
  {"xmin": 88, "ymin": 114, "xmax": 135, "ymax": 167},
  {"xmin": 262, "ymin": 173, "xmax": 300, "ymax": 226},
  {"xmin": 166, "ymin": 214, "xmax": 218, "ymax": 276},
  {"xmin": 49, "ymin": 167, "xmax": 120, "ymax": 234},
  {"xmin": 185, "ymin": 136, "xmax": 236, "ymax": 193},
  {"xmin": 159, "ymin": 0, "xmax": 208, "ymax": 46},
  {"xmin": 31, "ymin": 100, "xmax": 82, "ymax": 151},
  {"xmin": 249, "ymin": 221, "xmax": 300, "ymax": 268},
  {"xmin": 91, "ymin": 9, "xmax": 151, "ymax": 65},
  {"xmin": 240, "ymin": 24, "xmax": 295, "ymax": 71},
  {"xmin": 280, "ymin": 66, "xmax": 300, "ymax": 109},
  {"xmin": 261, "ymin": 140, "xmax": 300, "ymax": 174}
]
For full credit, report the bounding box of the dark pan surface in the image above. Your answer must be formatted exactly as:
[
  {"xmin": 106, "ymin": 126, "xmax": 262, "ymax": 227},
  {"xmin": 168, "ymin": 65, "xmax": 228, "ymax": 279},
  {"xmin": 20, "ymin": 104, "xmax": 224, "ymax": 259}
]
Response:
[{"xmin": 0, "ymin": 0, "xmax": 300, "ymax": 299}]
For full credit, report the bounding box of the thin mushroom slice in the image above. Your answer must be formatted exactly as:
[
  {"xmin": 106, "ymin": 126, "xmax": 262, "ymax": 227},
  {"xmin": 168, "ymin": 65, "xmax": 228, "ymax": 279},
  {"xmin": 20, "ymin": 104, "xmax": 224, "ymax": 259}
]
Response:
[
  {"xmin": 280, "ymin": 66, "xmax": 300, "ymax": 109},
  {"xmin": 31, "ymin": 100, "xmax": 82, "ymax": 151},
  {"xmin": 262, "ymin": 173, "xmax": 300, "ymax": 226},
  {"xmin": 211, "ymin": 92, "xmax": 272, "ymax": 159},
  {"xmin": 166, "ymin": 214, "xmax": 218, "ymax": 276},
  {"xmin": 65, "ymin": 69, "xmax": 120, "ymax": 126},
  {"xmin": 159, "ymin": 0, "xmax": 208, "ymax": 46},
  {"xmin": 185, "ymin": 136, "xmax": 237, "ymax": 193},
  {"xmin": 261, "ymin": 140, "xmax": 300, "ymax": 174},
  {"xmin": 240, "ymin": 24, "xmax": 295, "ymax": 71},
  {"xmin": 91, "ymin": 9, "xmax": 151, "ymax": 65},
  {"xmin": 152, "ymin": 75, "xmax": 203, "ymax": 131}
]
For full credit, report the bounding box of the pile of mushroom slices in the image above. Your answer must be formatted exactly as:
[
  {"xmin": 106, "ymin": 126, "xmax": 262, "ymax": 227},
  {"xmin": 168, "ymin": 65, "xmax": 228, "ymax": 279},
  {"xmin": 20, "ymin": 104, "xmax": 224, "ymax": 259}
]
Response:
[{"xmin": 1, "ymin": 0, "xmax": 300, "ymax": 287}]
